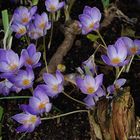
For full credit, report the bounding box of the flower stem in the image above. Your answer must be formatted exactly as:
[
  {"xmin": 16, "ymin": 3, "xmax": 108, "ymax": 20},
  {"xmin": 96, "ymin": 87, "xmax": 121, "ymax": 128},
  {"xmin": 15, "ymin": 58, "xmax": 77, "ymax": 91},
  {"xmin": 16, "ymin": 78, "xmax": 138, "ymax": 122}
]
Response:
[
  {"xmin": 114, "ymin": 66, "xmax": 125, "ymax": 83},
  {"xmin": 43, "ymin": 36, "xmax": 49, "ymax": 73},
  {"xmin": 48, "ymin": 14, "xmax": 54, "ymax": 49},
  {"xmin": 19, "ymin": 131, "xmax": 28, "ymax": 140},
  {"xmin": 41, "ymin": 110, "xmax": 88, "ymax": 120},
  {"xmin": 0, "ymin": 96, "xmax": 31, "ymax": 100},
  {"xmin": 62, "ymin": 91, "xmax": 86, "ymax": 106},
  {"xmin": 96, "ymin": 30, "xmax": 107, "ymax": 48},
  {"xmin": 126, "ymin": 55, "xmax": 134, "ymax": 73},
  {"xmin": 24, "ymin": 35, "xmax": 30, "ymax": 45}
]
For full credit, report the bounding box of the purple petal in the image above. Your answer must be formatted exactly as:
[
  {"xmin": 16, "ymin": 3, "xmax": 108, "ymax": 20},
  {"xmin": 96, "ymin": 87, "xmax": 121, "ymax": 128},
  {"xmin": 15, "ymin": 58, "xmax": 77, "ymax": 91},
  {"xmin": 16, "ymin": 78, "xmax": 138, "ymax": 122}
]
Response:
[
  {"xmin": 107, "ymin": 45, "xmax": 118, "ymax": 60},
  {"xmin": 84, "ymin": 95, "xmax": 95, "ymax": 108},
  {"xmin": 115, "ymin": 78, "xmax": 126, "ymax": 88},
  {"xmin": 95, "ymin": 74, "xmax": 103, "ymax": 90},
  {"xmin": 45, "ymin": 103, "xmax": 52, "ymax": 112},
  {"xmin": 27, "ymin": 44, "xmax": 36, "ymax": 56},
  {"xmin": 101, "ymin": 55, "xmax": 111, "ymax": 65},
  {"xmin": 16, "ymin": 125, "xmax": 29, "ymax": 132},
  {"xmin": 29, "ymin": 6, "xmax": 37, "ymax": 17}
]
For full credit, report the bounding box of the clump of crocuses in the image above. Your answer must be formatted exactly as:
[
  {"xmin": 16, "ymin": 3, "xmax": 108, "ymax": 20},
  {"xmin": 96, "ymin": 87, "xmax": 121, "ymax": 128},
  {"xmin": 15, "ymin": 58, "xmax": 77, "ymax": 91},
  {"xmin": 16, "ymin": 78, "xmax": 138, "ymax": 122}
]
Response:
[{"xmin": 11, "ymin": 6, "xmax": 51, "ymax": 40}]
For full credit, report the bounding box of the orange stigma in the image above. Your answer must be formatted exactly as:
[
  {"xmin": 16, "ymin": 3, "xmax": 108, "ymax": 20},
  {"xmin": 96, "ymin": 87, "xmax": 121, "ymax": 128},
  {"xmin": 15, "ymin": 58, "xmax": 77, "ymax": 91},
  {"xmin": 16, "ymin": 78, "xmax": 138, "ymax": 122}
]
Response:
[
  {"xmin": 111, "ymin": 58, "xmax": 120, "ymax": 64},
  {"xmin": 50, "ymin": 5, "xmax": 56, "ymax": 11},
  {"xmin": 22, "ymin": 79, "xmax": 30, "ymax": 86},
  {"xmin": 26, "ymin": 58, "xmax": 33, "ymax": 65},
  {"xmin": 87, "ymin": 87, "xmax": 95, "ymax": 94},
  {"xmin": 9, "ymin": 64, "xmax": 18, "ymax": 71},
  {"xmin": 22, "ymin": 17, "xmax": 29, "ymax": 23},
  {"xmin": 52, "ymin": 85, "xmax": 58, "ymax": 92}
]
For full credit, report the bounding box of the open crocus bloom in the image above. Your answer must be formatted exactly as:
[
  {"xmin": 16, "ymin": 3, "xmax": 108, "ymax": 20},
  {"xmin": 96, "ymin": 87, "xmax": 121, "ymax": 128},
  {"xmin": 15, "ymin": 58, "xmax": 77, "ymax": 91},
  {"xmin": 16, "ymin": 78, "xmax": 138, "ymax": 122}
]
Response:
[
  {"xmin": 119, "ymin": 37, "xmax": 140, "ymax": 55},
  {"xmin": 101, "ymin": 39, "xmax": 128, "ymax": 67},
  {"xmin": 11, "ymin": 23, "xmax": 27, "ymax": 38},
  {"xmin": 107, "ymin": 78, "xmax": 126, "ymax": 94},
  {"xmin": 9, "ymin": 68, "xmax": 34, "ymax": 89},
  {"xmin": 28, "ymin": 86, "xmax": 52, "ymax": 115},
  {"xmin": 34, "ymin": 12, "xmax": 51, "ymax": 32},
  {"xmin": 79, "ymin": 6, "xmax": 101, "ymax": 34},
  {"xmin": 12, "ymin": 105, "xmax": 41, "ymax": 132},
  {"xmin": 45, "ymin": 0, "xmax": 65, "ymax": 13},
  {"xmin": 20, "ymin": 44, "xmax": 41, "ymax": 68},
  {"xmin": 84, "ymin": 87, "xmax": 105, "ymax": 108},
  {"xmin": 76, "ymin": 74, "xmax": 103, "ymax": 95},
  {"xmin": 43, "ymin": 70, "xmax": 64, "ymax": 98},
  {"xmin": 0, "ymin": 49, "xmax": 23, "ymax": 74},
  {"xmin": 12, "ymin": 6, "xmax": 37, "ymax": 25}
]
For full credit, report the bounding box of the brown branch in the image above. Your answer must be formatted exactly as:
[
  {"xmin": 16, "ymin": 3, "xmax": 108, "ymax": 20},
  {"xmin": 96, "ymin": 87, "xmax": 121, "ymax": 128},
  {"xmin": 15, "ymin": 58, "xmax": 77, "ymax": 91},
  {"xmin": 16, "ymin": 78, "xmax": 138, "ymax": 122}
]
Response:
[{"xmin": 36, "ymin": 20, "xmax": 81, "ymax": 82}]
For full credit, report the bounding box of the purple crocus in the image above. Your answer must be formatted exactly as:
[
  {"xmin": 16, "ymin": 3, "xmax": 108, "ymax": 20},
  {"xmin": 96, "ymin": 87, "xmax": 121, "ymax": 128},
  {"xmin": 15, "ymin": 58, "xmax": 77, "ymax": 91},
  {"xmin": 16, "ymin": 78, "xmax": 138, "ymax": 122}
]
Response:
[
  {"xmin": 107, "ymin": 78, "xmax": 126, "ymax": 94},
  {"xmin": 12, "ymin": 6, "xmax": 37, "ymax": 25},
  {"xmin": 43, "ymin": 70, "xmax": 64, "ymax": 97},
  {"xmin": 9, "ymin": 68, "xmax": 34, "ymax": 89},
  {"xmin": 79, "ymin": 6, "xmax": 101, "ymax": 34},
  {"xmin": 101, "ymin": 39, "xmax": 128, "ymax": 67},
  {"xmin": 20, "ymin": 44, "xmax": 41, "ymax": 68},
  {"xmin": 84, "ymin": 87, "xmax": 105, "ymax": 108},
  {"xmin": 45, "ymin": 0, "xmax": 65, "ymax": 13},
  {"xmin": 0, "ymin": 49, "xmax": 23, "ymax": 74},
  {"xmin": 82, "ymin": 57, "xmax": 96, "ymax": 74},
  {"xmin": 28, "ymin": 23, "xmax": 43, "ymax": 40},
  {"xmin": 120, "ymin": 37, "xmax": 140, "ymax": 55},
  {"xmin": 28, "ymin": 86, "xmax": 52, "ymax": 115},
  {"xmin": 12, "ymin": 105, "xmax": 41, "ymax": 132},
  {"xmin": 11, "ymin": 23, "xmax": 27, "ymax": 38},
  {"xmin": 34, "ymin": 12, "xmax": 51, "ymax": 33},
  {"xmin": 76, "ymin": 74, "xmax": 103, "ymax": 95},
  {"xmin": 0, "ymin": 79, "xmax": 21, "ymax": 96},
  {"xmin": 0, "ymin": 79, "xmax": 13, "ymax": 96}
]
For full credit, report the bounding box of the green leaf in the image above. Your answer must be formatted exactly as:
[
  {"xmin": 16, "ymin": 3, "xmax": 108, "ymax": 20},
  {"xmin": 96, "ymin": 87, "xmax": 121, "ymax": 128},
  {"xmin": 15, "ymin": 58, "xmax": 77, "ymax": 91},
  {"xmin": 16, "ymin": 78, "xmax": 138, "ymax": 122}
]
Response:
[
  {"xmin": 2, "ymin": 10, "xmax": 9, "ymax": 33},
  {"xmin": 87, "ymin": 34, "xmax": 99, "ymax": 42},
  {"xmin": 0, "ymin": 106, "xmax": 3, "ymax": 121},
  {"xmin": 32, "ymin": 0, "xmax": 39, "ymax": 5},
  {"xmin": 102, "ymin": 0, "xmax": 110, "ymax": 9}
]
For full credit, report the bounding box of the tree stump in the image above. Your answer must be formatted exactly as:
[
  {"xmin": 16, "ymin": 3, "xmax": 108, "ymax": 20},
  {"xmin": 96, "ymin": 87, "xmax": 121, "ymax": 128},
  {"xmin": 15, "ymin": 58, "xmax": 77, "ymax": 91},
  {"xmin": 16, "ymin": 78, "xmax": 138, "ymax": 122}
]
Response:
[{"xmin": 88, "ymin": 87, "xmax": 136, "ymax": 140}]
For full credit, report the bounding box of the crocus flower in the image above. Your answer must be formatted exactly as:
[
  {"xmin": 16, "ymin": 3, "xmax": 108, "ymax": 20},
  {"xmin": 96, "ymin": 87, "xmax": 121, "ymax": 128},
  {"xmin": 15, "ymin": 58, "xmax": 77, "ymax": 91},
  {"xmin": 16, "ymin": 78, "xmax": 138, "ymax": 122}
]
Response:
[
  {"xmin": 12, "ymin": 105, "xmax": 41, "ymax": 132},
  {"xmin": 28, "ymin": 86, "xmax": 52, "ymax": 115},
  {"xmin": 12, "ymin": 6, "xmax": 37, "ymax": 25},
  {"xmin": 101, "ymin": 39, "xmax": 128, "ymax": 67},
  {"xmin": 120, "ymin": 37, "xmax": 140, "ymax": 55},
  {"xmin": 0, "ymin": 79, "xmax": 21, "ymax": 96},
  {"xmin": 11, "ymin": 23, "xmax": 27, "ymax": 38},
  {"xmin": 0, "ymin": 49, "xmax": 23, "ymax": 74},
  {"xmin": 84, "ymin": 87, "xmax": 105, "ymax": 108},
  {"xmin": 82, "ymin": 57, "xmax": 96, "ymax": 75},
  {"xmin": 76, "ymin": 74, "xmax": 103, "ymax": 95},
  {"xmin": 34, "ymin": 12, "xmax": 51, "ymax": 34},
  {"xmin": 107, "ymin": 78, "xmax": 126, "ymax": 94},
  {"xmin": 28, "ymin": 23, "xmax": 43, "ymax": 40},
  {"xmin": 79, "ymin": 6, "xmax": 101, "ymax": 34},
  {"xmin": 0, "ymin": 79, "xmax": 13, "ymax": 96},
  {"xmin": 43, "ymin": 70, "xmax": 64, "ymax": 97},
  {"xmin": 9, "ymin": 68, "xmax": 34, "ymax": 89},
  {"xmin": 45, "ymin": 0, "xmax": 65, "ymax": 13},
  {"xmin": 20, "ymin": 44, "xmax": 41, "ymax": 68}
]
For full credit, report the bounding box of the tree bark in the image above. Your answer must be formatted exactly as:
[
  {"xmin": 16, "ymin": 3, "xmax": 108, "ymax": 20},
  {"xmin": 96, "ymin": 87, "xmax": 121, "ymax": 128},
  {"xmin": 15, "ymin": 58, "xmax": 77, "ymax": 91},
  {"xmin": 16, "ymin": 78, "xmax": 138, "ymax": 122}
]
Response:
[{"xmin": 88, "ymin": 87, "xmax": 136, "ymax": 140}]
